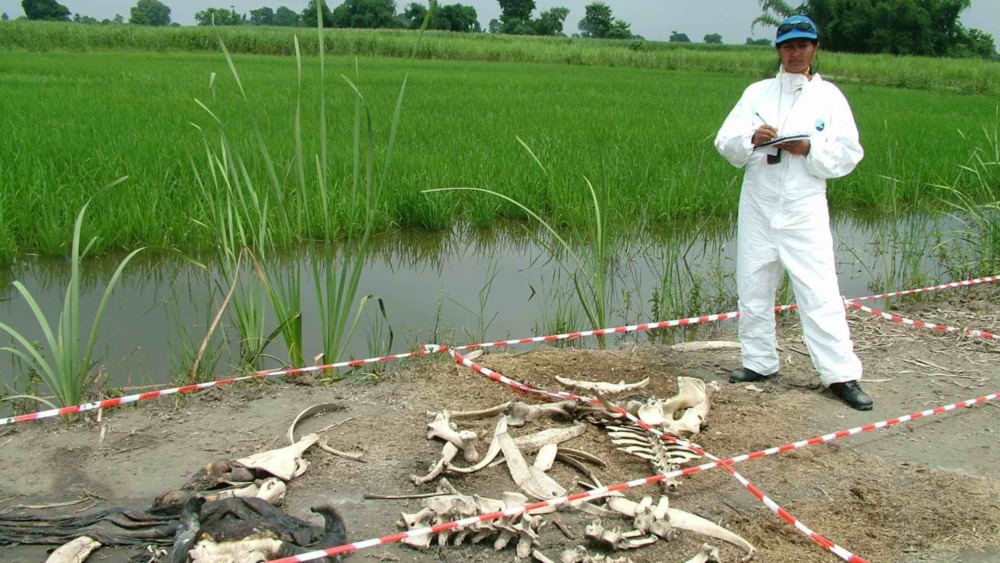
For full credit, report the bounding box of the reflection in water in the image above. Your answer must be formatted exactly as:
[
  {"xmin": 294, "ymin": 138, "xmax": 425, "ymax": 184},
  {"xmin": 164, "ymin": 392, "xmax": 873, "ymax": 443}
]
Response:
[{"xmin": 0, "ymin": 215, "xmax": 963, "ymax": 395}]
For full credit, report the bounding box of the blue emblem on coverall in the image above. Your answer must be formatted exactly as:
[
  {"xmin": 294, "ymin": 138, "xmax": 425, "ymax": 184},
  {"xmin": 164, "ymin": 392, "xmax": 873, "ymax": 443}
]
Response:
[{"xmin": 816, "ymin": 119, "xmax": 826, "ymax": 132}]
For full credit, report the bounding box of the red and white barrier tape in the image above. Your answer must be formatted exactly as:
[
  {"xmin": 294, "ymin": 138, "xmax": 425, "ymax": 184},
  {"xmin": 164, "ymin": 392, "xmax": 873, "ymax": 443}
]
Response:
[
  {"xmin": 267, "ymin": 390, "xmax": 1000, "ymax": 562},
  {"xmin": 848, "ymin": 301, "xmax": 1000, "ymax": 342},
  {"xmin": 848, "ymin": 274, "xmax": 1000, "ymax": 303},
  {"xmin": 0, "ymin": 350, "xmax": 428, "ymax": 426},
  {"xmin": 3, "ymin": 274, "xmax": 996, "ymax": 427},
  {"xmin": 447, "ymin": 349, "xmax": 866, "ymax": 562}
]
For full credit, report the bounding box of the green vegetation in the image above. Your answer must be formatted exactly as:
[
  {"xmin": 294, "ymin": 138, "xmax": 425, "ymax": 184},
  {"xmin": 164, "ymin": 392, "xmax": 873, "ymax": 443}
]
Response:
[
  {"xmin": 0, "ymin": 193, "xmax": 144, "ymax": 411},
  {"xmin": 1, "ymin": 21, "xmax": 997, "ymax": 94},
  {"xmin": 0, "ymin": 43, "xmax": 996, "ymax": 265}
]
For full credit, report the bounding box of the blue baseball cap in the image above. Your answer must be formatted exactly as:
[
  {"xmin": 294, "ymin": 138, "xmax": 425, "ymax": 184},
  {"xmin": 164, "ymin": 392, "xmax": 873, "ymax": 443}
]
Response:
[{"xmin": 775, "ymin": 15, "xmax": 818, "ymax": 45}]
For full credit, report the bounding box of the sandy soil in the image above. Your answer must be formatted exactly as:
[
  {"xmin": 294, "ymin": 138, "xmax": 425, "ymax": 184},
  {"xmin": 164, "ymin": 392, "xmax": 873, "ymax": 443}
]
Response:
[{"xmin": 1, "ymin": 286, "xmax": 998, "ymax": 563}]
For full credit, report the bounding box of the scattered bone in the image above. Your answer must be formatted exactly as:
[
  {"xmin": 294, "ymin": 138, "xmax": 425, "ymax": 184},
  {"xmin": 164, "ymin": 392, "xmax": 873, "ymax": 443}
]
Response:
[
  {"xmin": 664, "ymin": 381, "xmax": 719, "ymax": 437},
  {"xmin": 556, "ymin": 448, "xmax": 608, "ymax": 468},
  {"xmin": 426, "ymin": 411, "xmax": 481, "ymax": 463},
  {"xmin": 411, "ymin": 442, "xmax": 459, "ymax": 486},
  {"xmin": 560, "ymin": 547, "xmax": 635, "ymax": 563},
  {"xmin": 533, "ymin": 444, "xmax": 559, "ymax": 472},
  {"xmin": 446, "ymin": 422, "xmax": 587, "ymax": 475},
  {"xmin": 236, "ymin": 433, "xmax": 319, "ymax": 481},
  {"xmin": 497, "ymin": 417, "xmax": 567, "ymax": 499},
  {"xmin": 317, "ymin": 438, "xmax": 365, "ymax": 463},
  {"xmin": 683, "ymin": 543, "xmax": 722, "ymax": 563},
  {"xmin": 604, "ymin": 495, "xmax": 755, "ymax": 559},
  {"xmin": 585, "ymin": 520, "xmax": 656, "ymax": 550},
  {"xmin": 632, "ymin": 377, "xmax": 707, "ymax": 426},
  {"xmin": 433, "ymin": 402, "xmax": 512, "ymax": 419},
  {"xmin": 286, "ymin": 403, "xmax": 346, "ymax": 445},
  {"xmin": 668, "ymin": 341, "xmax": 741, "ymax": 352},
  {"xmin": 554, "ymin": 376, "xmax": 649, "ymax": 395},
  {"xmin": 45, "ymin": 536, "xmax": 101, "ymax": 563}
]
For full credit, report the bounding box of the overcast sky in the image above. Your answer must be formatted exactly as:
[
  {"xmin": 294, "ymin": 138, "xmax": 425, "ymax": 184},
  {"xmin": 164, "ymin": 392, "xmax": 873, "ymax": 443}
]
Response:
[{"xmin": 1, "ymin": 0, "xmax": 998, "ymax": 45}]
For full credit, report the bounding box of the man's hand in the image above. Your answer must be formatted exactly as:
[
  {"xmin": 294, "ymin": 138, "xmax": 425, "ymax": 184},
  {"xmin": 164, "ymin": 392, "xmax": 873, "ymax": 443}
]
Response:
[
  {"xmin": 778, "ymin": 139, "xmax": 811, "ymax": 156},
  {"xmin": 752, "ymin": 125, "xmax": 778, "ymax": 145}
]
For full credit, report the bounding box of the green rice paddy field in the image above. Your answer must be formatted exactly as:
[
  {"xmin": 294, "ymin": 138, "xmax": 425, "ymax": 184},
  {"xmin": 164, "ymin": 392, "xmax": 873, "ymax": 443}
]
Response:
[{"xmin": 1, "ymin": 23, "xmax": 998, "ymax": 262}]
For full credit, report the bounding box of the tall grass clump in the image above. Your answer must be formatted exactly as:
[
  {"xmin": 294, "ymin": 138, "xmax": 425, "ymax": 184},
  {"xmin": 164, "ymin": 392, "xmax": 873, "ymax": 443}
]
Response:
[
  {"xmin": 191, "ymin": 1, "xmax": 417, "ymax": 372},
  {"xmin": 936, "ymin": 112, "xmax": 1000, "ymax": 277},
  {"xmin": 0, "ymin": 187, "xmax": 144, "ymax": 411}
]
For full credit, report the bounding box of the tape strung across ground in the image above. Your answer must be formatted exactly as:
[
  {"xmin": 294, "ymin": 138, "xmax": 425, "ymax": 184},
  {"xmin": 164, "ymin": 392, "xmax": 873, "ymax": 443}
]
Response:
[
  {"xmin": 444, "ymin": 349, "xmax": 868, "ymax": 562},
  {"xmin": 2, "ymin": 274, "xmax": 996, "ymax": 426},
  {"xmin": 266, "ymin": 390, "xmax": 1000, "ymax": 562}
]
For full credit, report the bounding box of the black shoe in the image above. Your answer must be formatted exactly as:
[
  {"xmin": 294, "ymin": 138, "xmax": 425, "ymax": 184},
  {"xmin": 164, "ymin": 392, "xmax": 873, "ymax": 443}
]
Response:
[
  {"xmin": 730, "ymin": 367, "xmax": 779, "ymax": 383},
  {"xmin": 828, "ymin": 381, "xmax": 873, "ymax": 411}
]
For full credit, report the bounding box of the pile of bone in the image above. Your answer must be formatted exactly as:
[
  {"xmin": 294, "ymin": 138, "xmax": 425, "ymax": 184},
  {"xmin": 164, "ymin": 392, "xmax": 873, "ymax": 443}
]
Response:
[{"xmin": 400, "ymin": 369, "xmax": 754, "ymax": 562}]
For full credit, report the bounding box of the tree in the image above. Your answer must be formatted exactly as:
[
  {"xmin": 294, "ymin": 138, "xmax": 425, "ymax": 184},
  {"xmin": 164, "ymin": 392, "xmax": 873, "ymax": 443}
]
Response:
[
  {"xmin": 273, "ymin": 6, "xmax": 299, "ymax": 26},
  {"xmin": 301, "ymin": 0, "xmax": 335, "ymax": 27},
  {"xmin": 439, "ymin": 4, "xmax": 480, "ymax": 32},
  {"xmin": 1, "ymin": 12, "xmax": 8, "ymax": 20},
  {"xmin": 73, "ymin": 13, "xmax": 99, "ymax": 23},
  {"xmin": 669, "ymin": 31, "xmax": 690, "ymax": 42},
  {"xmin": 752, "ymin": 0, "xmax": 801, "ymax": 31},
  {"xmin": 704, "ymin": 33, "xmax": 723, "ymax": 44},
  {"xmin": 578, "ymin": 2, "xmax": 612, "ymax": 38},
  {"xmin": 498, "ymin": 0, "xmax": 534, "ymax": 33},
  {"xmin": 401, "ymin": 2, "xmax": 426, "ymax": 28},
  {"xmin": 331, "ymin": 0, "xmax": 399, "ymax": 29},
  {"xmin": 195, "ymin": 8, "xmax": 244, "ymax": 25},
  {"xmin": 530, "ymin": 6, "xmax": 568, "ymax": 36},
  {"xmin": 746, "ymin": 37, "xmax": 771, "ymax": 46},
  {"xmin": 488, "ymin": 17, "xmax": 500, "ymax": 33},
  {"xmin": 800, "ymin": 0, "xmax": 989, "ymax": 58},
  {"xmin": 607, "ymin": 19, "xmax": 632, "ymax": 39},
  {"xmin": 249, "ymin": 7, "xmax": 274, "ymax": 25},
  {"xmin": 21, "ymin": 0, "xmax": 71, "ymax": 21},
  {"xmin": 113, "ymin": 14, "xmax": 125, "ymax": 23},
  {"xmin": 129, "ymin": 0, "xmax": 171, "ymax": 26}
]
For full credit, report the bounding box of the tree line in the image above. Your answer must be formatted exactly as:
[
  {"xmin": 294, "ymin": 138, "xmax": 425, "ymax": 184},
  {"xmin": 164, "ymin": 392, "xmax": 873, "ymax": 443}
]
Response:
[
  {"xmin": 8, "ymin": 0, "xmax": 995, "ymax": 58},
  {"xmin": 755, "ymin": 0, "xmax": 996, "ymax": 58}
]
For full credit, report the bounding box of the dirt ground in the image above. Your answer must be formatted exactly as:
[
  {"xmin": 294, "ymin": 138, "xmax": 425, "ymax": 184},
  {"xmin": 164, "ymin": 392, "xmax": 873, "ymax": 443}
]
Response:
[{"xmin": 1, "ymin": 286, "xmax": 998, "ymax": 563}]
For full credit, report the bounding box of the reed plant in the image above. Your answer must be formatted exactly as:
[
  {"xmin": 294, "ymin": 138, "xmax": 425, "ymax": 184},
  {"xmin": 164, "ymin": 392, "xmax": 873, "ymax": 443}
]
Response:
[
  {"xmin": 0, "ymin": 188, "xmax": 144, "ymax": 410},
  {"xmin": 935, "ymin": 113, "xmax": 1000, "ymax": 277}
]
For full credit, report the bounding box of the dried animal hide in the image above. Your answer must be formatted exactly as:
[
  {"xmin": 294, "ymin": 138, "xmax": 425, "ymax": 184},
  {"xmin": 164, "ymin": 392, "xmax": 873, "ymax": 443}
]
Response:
[
  {"xmin": 181, "ymin": 497, "xmax": 347, "ymax": 563},
  {"xmin": 398, "ymin": 490, "xmax": 546, "ymax": 559},
  {"xmin": 603, "ymin": 424, "xmax": 701, "ymax": 491}
]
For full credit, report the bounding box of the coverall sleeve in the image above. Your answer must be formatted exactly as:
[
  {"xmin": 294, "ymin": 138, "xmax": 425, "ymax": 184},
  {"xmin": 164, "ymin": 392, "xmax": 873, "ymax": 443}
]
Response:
[
  {"xmin": 803, "ymin": 86, "xmax": 864, "ymax": 179},
  {"xmin": 714, "ymin": 86, "xmax": 757, "ymax": 169}
]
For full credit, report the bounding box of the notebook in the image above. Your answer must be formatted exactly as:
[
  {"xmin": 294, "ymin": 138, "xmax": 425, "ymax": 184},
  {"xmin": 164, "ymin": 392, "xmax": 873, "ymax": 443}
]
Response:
[{"xmin": 753, "ymin": 134, "xmax": 810, "ymax": 151}]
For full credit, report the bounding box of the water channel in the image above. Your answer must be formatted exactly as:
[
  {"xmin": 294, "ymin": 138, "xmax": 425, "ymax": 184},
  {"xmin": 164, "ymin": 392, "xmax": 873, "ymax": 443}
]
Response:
[{"xmin": 0, "ymin": 213, "xmax": 964, "ymax": 399}]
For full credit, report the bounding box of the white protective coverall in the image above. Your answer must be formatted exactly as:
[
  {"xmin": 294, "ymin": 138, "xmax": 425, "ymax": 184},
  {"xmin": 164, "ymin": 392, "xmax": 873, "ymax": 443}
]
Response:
[{"xmin": 714, "ymin": 69, "xmax": 864, "ymax": 386}]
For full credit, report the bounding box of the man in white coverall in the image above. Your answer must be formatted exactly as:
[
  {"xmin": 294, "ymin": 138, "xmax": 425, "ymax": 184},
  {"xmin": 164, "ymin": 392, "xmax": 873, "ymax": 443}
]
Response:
[{"xmin": 714, "ymin": 15, "xmax": 873, "ymax": 410}]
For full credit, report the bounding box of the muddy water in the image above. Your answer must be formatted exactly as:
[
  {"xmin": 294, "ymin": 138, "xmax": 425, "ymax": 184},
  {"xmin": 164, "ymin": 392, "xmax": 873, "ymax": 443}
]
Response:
[{"xmin": 0, "ymin": 215, "xmax": 960, "ymax": 392}]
